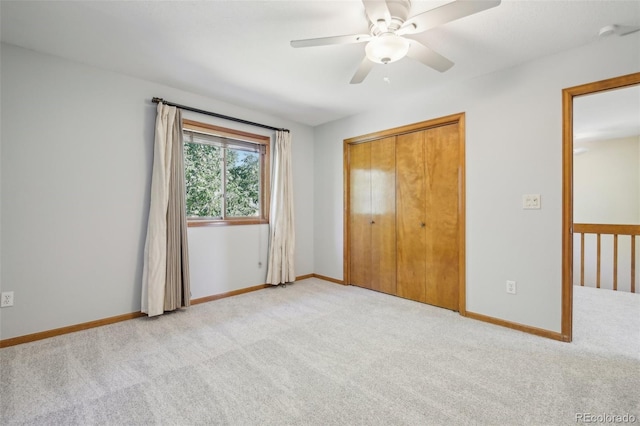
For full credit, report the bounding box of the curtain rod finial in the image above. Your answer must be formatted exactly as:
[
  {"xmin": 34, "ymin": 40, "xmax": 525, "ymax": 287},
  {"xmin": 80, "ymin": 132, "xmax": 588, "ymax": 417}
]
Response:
[{"xmin": 152, "ymin": 97, "xmax": 164, "ymax": 104}]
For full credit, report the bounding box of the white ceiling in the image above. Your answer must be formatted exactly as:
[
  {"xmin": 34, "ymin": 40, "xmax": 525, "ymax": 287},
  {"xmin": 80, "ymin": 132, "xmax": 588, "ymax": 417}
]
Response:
[
  {"xmin": 574, "ymin": 85, "xmax": 640, "ymax": 144},
  {"xmin": 1, "ymin": 0, "xmax": 639, "ymax": 127}
]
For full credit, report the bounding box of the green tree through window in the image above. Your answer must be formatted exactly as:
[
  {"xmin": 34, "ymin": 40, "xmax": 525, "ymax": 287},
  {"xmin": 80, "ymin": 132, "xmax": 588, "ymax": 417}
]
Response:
[
  {"xmin": 182, "ymin": 121, "xmax": 268, "ymax": 224},
  {"xmin": 226, "ymin": 149, "xmax": 260, "ymax": 216},
  {"xmin": 184, "ymin": 142, "xmax": 223, "ymax": 217}
]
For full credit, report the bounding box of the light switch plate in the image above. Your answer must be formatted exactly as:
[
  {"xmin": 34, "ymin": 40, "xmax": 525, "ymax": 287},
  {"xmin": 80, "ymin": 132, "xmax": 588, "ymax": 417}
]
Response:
[{"xmin": 523, "ymin": 194, "xmax": 541, "ymax": 209}]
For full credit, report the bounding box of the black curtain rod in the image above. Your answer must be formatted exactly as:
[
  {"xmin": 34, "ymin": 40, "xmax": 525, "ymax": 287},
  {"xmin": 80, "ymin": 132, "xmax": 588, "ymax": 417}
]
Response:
[{"xmin": 152, "ymin": 97, "xmax": 289, "ymax": 133}]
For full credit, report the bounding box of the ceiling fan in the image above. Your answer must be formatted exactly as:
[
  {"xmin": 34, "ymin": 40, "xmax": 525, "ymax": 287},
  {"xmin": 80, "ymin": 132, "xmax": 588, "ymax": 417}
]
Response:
[{"xmin": 290, "ymin": 0, "xmax": 501, "ymax": 84}]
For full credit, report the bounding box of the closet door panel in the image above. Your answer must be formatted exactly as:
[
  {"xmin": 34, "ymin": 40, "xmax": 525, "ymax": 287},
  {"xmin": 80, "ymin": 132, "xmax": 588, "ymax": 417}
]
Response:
[
  {"xmin": 370, "ymin": 137, "xmax": 397, "ymax": 294},
  {"xmin": 349, "ymin": 142, "xmax": 372, "ymax": 288},
  {"xmin": 396, "ymin": 132, "xmax": 427, "ymax": 302},
  {"xmin": 424, "ymin": 124, "xmax": 460, "ymax": 310}
]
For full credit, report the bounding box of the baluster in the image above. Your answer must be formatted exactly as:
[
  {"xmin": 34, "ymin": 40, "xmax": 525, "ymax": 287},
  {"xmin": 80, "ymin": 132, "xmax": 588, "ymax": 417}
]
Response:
[
  {"xmin": 613, "ymin": 234, "xmax": 618, "ymax": 291},
  {"xmin": 580, "ymin": 233, "xmax": 585, "ymax": 286},
  {"xmin": 632, "ymin": 236, "xmax": 636, "ymax": 293},
  {"xmin": 596, "ymin": 233, "xmax": 601, "ymax": 289}
]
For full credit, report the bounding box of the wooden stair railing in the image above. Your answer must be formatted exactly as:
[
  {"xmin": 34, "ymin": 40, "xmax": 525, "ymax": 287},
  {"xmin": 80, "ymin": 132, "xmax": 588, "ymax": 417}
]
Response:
[{"xmin": 574, "ymin": 223, "xmax": 640, "ymax": 292}]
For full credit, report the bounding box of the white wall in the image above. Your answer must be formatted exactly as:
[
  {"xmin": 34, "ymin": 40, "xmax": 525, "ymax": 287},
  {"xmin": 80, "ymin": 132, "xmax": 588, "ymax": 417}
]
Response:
[
  {"xmin": 574, "ymin": 136, "xmax": 640, "ymax": 224},
  {"xmin": 0, "ymin": 53, "xmax": 3, "ymax": 338},
  {"xmin": 313, "ymin": 34, "xmax": 640, "ymax": 333},
  {"xmin": 0, "ymin": 43, "xmax": 314, "ymax": 340}
]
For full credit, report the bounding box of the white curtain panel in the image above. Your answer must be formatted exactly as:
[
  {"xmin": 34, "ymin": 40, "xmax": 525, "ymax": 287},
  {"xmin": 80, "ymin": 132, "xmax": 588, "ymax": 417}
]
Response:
[
  {"xmin": 142, "ymin": 103, "xmax": 181, "ymax": 316},
  {"xmin": 267, "ymin": 130, "xmax": 296, "ymax": 284}
]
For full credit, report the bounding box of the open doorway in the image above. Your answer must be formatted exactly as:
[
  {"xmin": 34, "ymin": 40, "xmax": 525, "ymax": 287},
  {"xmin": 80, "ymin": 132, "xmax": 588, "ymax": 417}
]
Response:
[{"xmin": 562, "ymin": 72, "xmax": 640, "ymax": 342}]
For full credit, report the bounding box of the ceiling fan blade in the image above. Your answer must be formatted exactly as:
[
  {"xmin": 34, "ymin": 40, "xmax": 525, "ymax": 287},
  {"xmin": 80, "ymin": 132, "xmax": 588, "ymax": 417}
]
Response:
[
  {"xmin": 398, "ymin": 0, "xmax": 501, "ymax": 35},
  {"xmin": 350, "ymin": 57, "xmax": 375, "ymax": 84},
  {"xmin": 406, "ymin": 41, "xmax": 454, "ymax": 72},
  {"xmin": 362, "ymin": 0, "xmax": 391, "ymax": 27},
  {"xmin": 291, "ymin": 34, "xmax": 371, "ymax": 48}
]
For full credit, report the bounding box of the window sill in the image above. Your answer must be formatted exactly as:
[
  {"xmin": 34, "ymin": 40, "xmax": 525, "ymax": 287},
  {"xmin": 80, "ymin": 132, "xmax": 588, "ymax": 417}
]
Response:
[{"xmin": 187, "ymin": 218, "xmax": 269, "ymax": 227}]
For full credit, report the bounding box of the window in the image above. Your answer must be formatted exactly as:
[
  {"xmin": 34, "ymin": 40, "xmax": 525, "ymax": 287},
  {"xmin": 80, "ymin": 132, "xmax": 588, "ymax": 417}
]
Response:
[{"xmin": 182, "ymin": 119, "xmax": 270, "ymax": 226}]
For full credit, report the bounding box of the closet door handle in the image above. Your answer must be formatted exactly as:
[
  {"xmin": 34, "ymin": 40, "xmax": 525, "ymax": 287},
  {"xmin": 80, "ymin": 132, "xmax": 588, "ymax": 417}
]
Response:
[
  {"xmin": 420, "ymin": 222, "xmax": 425, "ymax": 228},
  {"xmin": 370, "ymin": 220, "xmax": 375, "ymax": 224}
]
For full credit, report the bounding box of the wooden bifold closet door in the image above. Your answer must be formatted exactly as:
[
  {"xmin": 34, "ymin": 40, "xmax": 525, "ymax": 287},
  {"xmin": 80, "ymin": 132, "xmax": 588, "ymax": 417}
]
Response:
[
  {"xmin": 346, "ymin": 115, "xmax": 464, "ymax": 312},
  {"xmin": 349, "ymin": 137, "xmax": 396, "ymax": 295},
  {"xmin": 396, "ymin": 124, "xmax": 460, "ymax": 310}
]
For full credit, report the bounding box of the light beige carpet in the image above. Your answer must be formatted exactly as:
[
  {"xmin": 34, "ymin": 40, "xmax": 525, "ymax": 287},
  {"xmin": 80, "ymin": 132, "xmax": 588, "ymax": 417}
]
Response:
[{"xmin": 1, "ymin": 278, "xmax": 638, "ymax": 425}]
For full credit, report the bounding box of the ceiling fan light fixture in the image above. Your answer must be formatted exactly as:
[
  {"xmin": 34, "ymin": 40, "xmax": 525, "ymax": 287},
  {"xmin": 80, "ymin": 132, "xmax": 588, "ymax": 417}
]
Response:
[{"xmin": 365, "ymin": 33, "xmax": 410, "ymax": 64}]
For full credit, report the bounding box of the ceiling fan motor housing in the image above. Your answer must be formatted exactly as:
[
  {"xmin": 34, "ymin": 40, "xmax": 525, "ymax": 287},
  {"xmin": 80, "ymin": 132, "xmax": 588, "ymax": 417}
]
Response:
[{"xmin": 370, "ymin": 0, "xmax": 411, "ymax": 35}]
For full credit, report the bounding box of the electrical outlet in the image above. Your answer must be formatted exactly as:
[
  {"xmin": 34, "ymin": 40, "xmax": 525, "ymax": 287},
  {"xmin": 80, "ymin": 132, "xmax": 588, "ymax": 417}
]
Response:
[
  {"xmin": 506, "ymin": 281, "xmax": 517, "ymax": 295},
  {"xmin": 1, "ymin": 291, "xmax": 14, "ymax": 307},
  {"xmin": 522, "ymin": 194, "xmax": 541, "ymax": 209}
]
